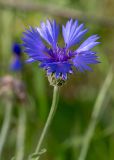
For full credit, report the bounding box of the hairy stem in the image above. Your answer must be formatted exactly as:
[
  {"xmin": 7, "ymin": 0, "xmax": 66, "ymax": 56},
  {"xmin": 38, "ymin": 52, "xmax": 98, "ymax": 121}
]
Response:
[{"xmin": 30, "ymin": 86, "xmax": 59, "ymax": 160}]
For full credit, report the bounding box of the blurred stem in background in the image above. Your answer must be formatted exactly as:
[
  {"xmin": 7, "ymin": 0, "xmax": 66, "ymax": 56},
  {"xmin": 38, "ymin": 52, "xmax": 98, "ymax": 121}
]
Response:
[
  {"xmin": 15, "ymin": 106, "xmax": 26, "ymax": 160},
  {"xmin": 78, "ymin": 67, "xmax": 113, "ymax": 160},
  {"xmin": 0, "ymin": 100, "xmax": 13, "ymax": 159},
  {"xmin": 30, "ymin": 86, "xmax": 59, "ymax": 160}
]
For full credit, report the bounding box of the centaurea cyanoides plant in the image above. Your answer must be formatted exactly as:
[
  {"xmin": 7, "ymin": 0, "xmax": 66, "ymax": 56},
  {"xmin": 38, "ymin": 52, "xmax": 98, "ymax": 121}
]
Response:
[
  {"xmin": 22, "ymin": 19, "xmax": 100, "ymax": 159},
  {"xmin": 10, "ymin": 42, "xmax": 23, "ymax": 72},
  {"xmin": 0, "ymin": 42, "xmax": 23, "ymax": 159},
  {"xmin": 10, "ymin": 43, "xmax": 26, "ymax": 160}
]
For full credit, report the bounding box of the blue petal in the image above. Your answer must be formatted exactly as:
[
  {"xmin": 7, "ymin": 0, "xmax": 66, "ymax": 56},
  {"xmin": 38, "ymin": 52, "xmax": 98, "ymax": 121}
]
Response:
[
  {"xmin": 26, "ymin": 58, "xmax": 36, "ymax": 63},
  {"xmin": 62, "ymin": 19, "xmax": 88, "ymax": 48},
  {"xmin": 37, "ymin": 20, "xmax": 59, "ymax": 49},
  {"xmin": 76, "ymin": 35, "xmax": 100, "ymax": 53},
  {"xmin": 72, "ymin": 51, "xmax": 100, "ymax": 72},
  {"xmin": 40, "ymin": 61, "xmax": 72, "ymax": 80},
  {"xmin": 12, "ymin": 42, "xmax": 22, "ymax": 56},
  {"xmin": 10, "ymin": 58, "xmax": 23, "ymax": 71},
  {"xmin": 22, "ymin": 27, "xmax": 49, "ymax": 62}
]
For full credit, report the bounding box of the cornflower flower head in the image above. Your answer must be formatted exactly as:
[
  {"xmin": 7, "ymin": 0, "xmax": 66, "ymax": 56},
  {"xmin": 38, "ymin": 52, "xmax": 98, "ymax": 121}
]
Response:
[
  {"xmin": 22, "ymin": 19, "xmax": 100, "ymax": 86},
  {"xmin": 10, "ymin": 42, "xmax": 23, "ymax": 72}
]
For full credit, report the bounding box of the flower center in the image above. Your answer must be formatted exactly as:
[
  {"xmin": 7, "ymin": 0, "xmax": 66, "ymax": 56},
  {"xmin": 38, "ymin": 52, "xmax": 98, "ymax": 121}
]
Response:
[{"xmin": 48, "ymin": 47, "xmax": 74, "ymax": 62}]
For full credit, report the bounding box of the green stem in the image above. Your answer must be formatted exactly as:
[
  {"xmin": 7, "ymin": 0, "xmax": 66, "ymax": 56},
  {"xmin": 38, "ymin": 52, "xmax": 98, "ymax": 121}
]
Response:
[
  {"xmin": 36, "ymin": 86, "xmax": 59, "ymax": 153},
  {"xmin": 0, "ymin": 101, "xmax": 12, "ymax": 159},
  {"xmin": 15, "ymin": 107, "xmax": 26, "ymax": 160},
  {"xmin": 30, "ymin": 86, "xmax": 59, "ymax": 159},
  {"xmin": 78, "ymin": 68, "xmax": 113, "ymax": 160}
]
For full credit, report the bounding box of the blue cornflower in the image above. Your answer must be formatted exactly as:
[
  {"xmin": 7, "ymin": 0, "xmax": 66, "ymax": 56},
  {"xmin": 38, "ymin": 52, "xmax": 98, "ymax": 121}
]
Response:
[
  {"xmin": 12, "ymin": 42, "xmax": 22, "ymax": 56},
  {"xmin": 10, "ymin": 42, "xmax": 23, "ymax": 71},
  {"xmin": 22, "ymin": 19, "xmax": 100, "ymax": 84}
]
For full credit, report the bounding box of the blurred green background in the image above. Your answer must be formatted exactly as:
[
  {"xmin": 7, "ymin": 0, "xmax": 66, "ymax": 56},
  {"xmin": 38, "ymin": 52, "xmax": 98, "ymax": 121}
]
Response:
[{"xmin": 0, "ymin": 0, "xmax": 114, "ymax": 160}]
